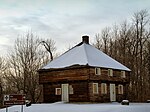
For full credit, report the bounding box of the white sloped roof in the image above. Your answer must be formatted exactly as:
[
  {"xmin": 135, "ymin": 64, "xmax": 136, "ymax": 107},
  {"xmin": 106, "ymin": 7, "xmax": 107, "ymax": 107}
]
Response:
[{"xmin": 42, "ymin": 43, "xmax": 131, "ymax": 71}]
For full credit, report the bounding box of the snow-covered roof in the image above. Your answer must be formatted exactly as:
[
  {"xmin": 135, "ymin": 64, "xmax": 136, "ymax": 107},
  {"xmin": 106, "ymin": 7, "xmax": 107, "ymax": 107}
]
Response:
[{"xmin": 42, "ymin": 42, "xmax": 131, "ymax": 71}]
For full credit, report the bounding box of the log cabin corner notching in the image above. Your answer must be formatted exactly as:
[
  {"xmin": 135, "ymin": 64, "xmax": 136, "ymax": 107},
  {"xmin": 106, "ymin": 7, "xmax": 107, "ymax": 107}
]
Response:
[{"xmin": 38, "ymin": 36, "xmax": 131, "ymax": 103}]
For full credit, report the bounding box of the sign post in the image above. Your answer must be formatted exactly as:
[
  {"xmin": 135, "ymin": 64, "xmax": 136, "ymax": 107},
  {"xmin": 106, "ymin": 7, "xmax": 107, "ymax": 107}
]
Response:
[
  {"xmin": 6, "ymin": 106, "xmax": 8, "ymax": 112},
  {"xmin": 3, "ymin": 94, "xmax": 26, "ymax": 112},
  {"xmin": 21, "ymin": 105, "xmax": 23, "ymax": 112}
]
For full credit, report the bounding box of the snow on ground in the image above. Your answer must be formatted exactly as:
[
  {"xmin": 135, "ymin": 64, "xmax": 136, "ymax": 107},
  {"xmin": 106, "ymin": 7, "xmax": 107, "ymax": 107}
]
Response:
[{"xmin": 0, "ymin": 102, "xmax": 150, "ymax": 112}]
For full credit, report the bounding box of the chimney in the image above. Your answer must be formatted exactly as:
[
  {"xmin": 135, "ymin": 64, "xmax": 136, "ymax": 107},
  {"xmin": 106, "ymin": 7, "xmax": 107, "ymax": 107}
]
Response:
[{"xmin": 82, "ymin": 35, "xmax": 89, "ymax": 44}]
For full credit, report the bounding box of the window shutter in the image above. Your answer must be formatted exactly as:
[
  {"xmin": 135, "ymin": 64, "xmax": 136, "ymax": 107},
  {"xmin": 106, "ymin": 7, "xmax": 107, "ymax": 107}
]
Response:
[
  {"xmin": 108, "ymin": 69, "xmax": 113, "ymax": 76},
  {"xmin": 121, "ymin": 71, "xmax": 126, "ymax": 78},
  {"xmin": 69, "ymin": 85, "xmax": 74, "ymax": 94},
  {"xmin": 95, "ymin": 68, "xmax": 101, "ymax": 75},
  {"xmin": 55, "ymin": 88, "xmax": 61, "ymax": 95},
  {"xmin": 118, "ymin": 85, "xmax": 123, "ymax": 94},
  {"xmin": 101, "ymin": 83, "xmax": 107, "ymax": 94},
  {"xmin": 93, "ymin": 83, "xmax": 99, "ymax": 94}
]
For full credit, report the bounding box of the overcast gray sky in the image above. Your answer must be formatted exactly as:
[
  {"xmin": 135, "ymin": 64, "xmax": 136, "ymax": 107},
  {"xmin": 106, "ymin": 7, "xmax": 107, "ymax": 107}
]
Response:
[{"xmin": 0, "ymin": 0, "xmax": 150, "ymax": 55}]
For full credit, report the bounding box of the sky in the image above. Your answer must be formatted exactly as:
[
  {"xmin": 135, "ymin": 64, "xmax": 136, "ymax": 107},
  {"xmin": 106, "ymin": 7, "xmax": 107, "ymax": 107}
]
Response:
[{"xmin": 0, "ymin": 0, "xmax": 150, "ymax": 55}]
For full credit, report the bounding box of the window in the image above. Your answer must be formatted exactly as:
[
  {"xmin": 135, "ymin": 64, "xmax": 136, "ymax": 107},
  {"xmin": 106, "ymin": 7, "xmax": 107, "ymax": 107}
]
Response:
[
  {"xmin": 69, "ymin": 85, "xmax": 74, "ymax": 94},
  {"xmin": 118, "ymin": 85, "xmax": 123, "ymax": 94},
  {"xmin": 101, "ymin": 83, "xmax": 107, "ymax": 94},
  {"xmin": 95, "ymin": 68, "xmax": 101, "ymax": 75},
  {"xmin": 55, "ymin": 88, "xmax": 61, "ymax": 95},
  {"xmin": 108, "ymin": 69, "xmax": 113, "ymax": 76},
  {"xmin": 121, "ymin": 71, "xmax": 126, "ymax": 78},
  {"xmin": 93, "ymin": 83, "xmax": 99, "ymax": 94}
]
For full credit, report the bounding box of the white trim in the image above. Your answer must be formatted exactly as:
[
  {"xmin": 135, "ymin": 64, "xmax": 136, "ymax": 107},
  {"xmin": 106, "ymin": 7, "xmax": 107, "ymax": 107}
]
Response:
[
  {"xmin": 118, "ymin": 84, "xmax": 124, "ymax": 94},
  {"xmin": 93, "ymin": 83, "xmax": 99, "ymax": 94},
  {"xmin": 110, "ymin": 84, "xmax": 116, "ymax": 101},
  {"xmin": 55, "ymin": 88, "xmax": 61, "ymax": 95},
  {"xmin": 121, "ymin": 71, "xmax": 126, "ymax": 78},
  {"xmin": 95, "ymin": 68, "xmax": 101, "ymax": 75},
  {"xmin": 108, "ymin": 69, "xmax": 113, "ymax": 76},
  {"xmin": 69, "ymin": 85, "xmax": 74, "ymax": 94},
  {"xmin": 61, "ymin": 84, "xmax": 69, "ymax": 102},
  {"xmin": 101, "ymin": 83, "xmax": 107, "ymax": 94}
]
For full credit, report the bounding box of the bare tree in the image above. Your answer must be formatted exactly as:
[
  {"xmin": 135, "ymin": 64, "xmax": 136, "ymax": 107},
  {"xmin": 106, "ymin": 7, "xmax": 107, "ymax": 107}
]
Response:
[
  {"xmin": 94, "ymin": 33, "xmax": 103, "ymax": 50},
  {"xmin": 94, "ymin": 28, "xmax": 110, "ymax": 53},
  {"xmin": 101, "ymin": 27, "xmax": 110, "ymax": 54},
  {"xmin": 40, "ymin": 38, "xmax": 56, "ymax": 61},
  {"xmin": 5, "ymin": 32, "xmax": 52, "ymax": 103},
  {"xmin": 94, "ymin": 9, "xmax": 150, "ymax": 102},
  {"xmin": 131, "ymin": 9, "xmax": 150, "ymax": 101},
  {"xmin": 0, "ymin": 57, "xmax": 7, "ymax": 107}
]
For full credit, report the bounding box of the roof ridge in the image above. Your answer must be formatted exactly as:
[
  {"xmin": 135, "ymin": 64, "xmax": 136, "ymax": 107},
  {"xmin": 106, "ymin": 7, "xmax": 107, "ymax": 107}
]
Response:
[{"xmin": 83, "ymin": 43, "xmax": 89, "ymax": 65}]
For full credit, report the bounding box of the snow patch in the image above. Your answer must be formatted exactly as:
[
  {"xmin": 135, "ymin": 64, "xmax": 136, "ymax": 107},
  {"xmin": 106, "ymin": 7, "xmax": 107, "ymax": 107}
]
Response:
[{"xmin": 0, "ymin": 103, "xmax": 149, "ymax": 112}]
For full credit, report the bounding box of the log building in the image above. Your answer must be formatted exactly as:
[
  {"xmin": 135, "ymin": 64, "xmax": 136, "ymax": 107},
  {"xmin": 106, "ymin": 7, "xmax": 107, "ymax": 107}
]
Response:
[{"xmin": 38, "ymin": 36, "xmax": 131, "ymax": 103}]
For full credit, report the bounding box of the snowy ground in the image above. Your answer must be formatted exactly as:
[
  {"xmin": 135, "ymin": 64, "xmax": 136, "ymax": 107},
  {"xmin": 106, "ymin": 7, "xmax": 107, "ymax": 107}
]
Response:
[{"xmin": 0, "ymin": 102, "xmax": 150, "ymax": 112}]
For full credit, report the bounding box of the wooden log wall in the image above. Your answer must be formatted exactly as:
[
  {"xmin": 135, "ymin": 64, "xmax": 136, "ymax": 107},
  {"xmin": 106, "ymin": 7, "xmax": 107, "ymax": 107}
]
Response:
[
  {"xmin": 89, "ymin": 67, "xmax": 130, "ymax": 83},
  {"xmin": 88, "ymin": 67, "xmax": 129, "ymax": 102},
  {"xmin": 39, "ymin": 66, "xmax": 130, "ymax": 102},
  {"xmin": 39, "ymin": 67, "xmax": 89, "ymax": 84},
  {"xmin": 42, "ymin": 82, "xmax": 89, "ymax": 103},
  {"xmin": 69, "ymin": 82, "xmax": 89, "ymax": 102}
]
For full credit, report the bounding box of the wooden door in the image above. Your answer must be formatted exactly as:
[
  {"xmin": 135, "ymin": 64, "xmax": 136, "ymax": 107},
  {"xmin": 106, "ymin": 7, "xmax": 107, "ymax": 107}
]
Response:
[
  {"xmin": 61, "ymin": 84, "xmax": 69, "ymax": 102},
  {"xmin": 110, "ymin": 84, "xmax": 116, "ymax": 101}
]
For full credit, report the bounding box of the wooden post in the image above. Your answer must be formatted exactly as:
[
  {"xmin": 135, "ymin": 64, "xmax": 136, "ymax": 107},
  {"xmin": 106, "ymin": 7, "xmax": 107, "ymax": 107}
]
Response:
[
  {"xmin": 21, "ymin": 105, "xmax": 23, "ymax": 112},
  {"xmin": 6, "ymin": 106, "xmax": 8, "ymax": 112}
]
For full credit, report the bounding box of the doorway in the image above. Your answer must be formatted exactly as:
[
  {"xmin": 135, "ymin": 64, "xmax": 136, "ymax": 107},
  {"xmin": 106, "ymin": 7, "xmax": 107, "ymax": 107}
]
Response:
[
  {"xmin": 61, "ymin": 84, "xmax": 69, "ymax": 102},
  {"xmin": 110, "ymin": 84, "xmax": 116, "ymax": 101}
]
